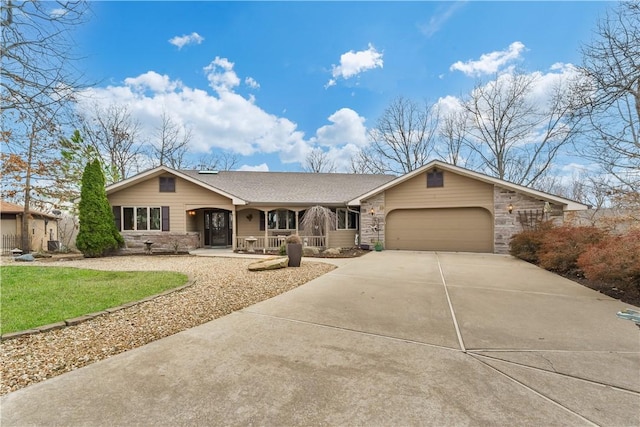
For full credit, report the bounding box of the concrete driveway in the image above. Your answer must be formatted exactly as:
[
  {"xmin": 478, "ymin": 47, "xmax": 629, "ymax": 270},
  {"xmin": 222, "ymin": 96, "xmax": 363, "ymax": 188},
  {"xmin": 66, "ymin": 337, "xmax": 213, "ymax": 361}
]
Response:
[{"xmin": 2, "ymin": 251, "xmax": 639, "ymax": 426}]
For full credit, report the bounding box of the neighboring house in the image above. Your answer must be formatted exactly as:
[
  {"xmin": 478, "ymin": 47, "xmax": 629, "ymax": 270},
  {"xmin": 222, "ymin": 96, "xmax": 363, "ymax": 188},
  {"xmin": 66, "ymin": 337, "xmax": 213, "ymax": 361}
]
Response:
[
  {"xmin": 105, "ymin": 160, "xmax": 588, "ymax": 254},
  {"xmin": 0, "ymin": 200, "xmax": 60, "ymax": 253}
]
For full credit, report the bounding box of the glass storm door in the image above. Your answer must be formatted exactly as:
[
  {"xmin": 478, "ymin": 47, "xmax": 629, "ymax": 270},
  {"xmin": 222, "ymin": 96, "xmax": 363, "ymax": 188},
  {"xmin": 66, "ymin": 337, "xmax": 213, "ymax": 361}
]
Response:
[{"xmin": 204, "ymin": 210, "xmax": 230, "ymax": 246}]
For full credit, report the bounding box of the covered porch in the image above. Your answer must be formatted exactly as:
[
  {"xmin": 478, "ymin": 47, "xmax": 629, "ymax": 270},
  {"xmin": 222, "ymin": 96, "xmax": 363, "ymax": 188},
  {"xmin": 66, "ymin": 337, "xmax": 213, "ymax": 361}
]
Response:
[{"xmin": 234, "ymin": 206, "xmax": 358, "ymax": 252}]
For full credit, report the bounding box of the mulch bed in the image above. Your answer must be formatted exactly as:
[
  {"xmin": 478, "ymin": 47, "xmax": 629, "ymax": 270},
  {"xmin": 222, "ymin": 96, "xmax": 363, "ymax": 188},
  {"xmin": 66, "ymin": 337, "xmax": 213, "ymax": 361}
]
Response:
[{"xmin": 560, "ymin": 272, "xmax": 640, "ymax": 307}]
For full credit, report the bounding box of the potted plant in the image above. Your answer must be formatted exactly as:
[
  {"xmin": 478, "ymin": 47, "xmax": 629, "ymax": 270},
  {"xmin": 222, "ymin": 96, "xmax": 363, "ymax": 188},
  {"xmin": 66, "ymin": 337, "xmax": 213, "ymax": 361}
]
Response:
[
  {"xmin": 286, "ymin": 234, "xmax": 303, "ymax": 267},
  {"xmin": 374, "ymin": 241, "xmax": 383, "ymax": 251}
]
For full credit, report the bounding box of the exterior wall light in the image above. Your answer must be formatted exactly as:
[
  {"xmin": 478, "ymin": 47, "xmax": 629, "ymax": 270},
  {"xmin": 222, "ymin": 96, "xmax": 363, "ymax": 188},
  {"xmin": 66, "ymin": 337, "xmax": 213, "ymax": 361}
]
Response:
[
  {"xmin": 507, "ymin": 203, "xmax": 513, "ymax": 214},
  {"xmin": 370, "ymin": 208, "xmax": 375, "ymax": 216},
  {"xmin": 188, "ymin": 210, "xmax": 196, "ymax": 216}
]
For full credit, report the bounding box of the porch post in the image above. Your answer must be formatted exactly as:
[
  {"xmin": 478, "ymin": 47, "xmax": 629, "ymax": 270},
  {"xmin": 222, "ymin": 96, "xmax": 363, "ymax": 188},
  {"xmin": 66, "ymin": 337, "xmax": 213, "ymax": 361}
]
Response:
[
  {"xmin": 263, "ymin": 210, "xmax": 268, "ymax": 254},
  {"xmin": 231, "ymin": 208, "xmax": 237, "ymax": 250},
  {"xmin": 325, "ymin": 214, "xmax": 330, "ymax": 248},
  {"xmin": 295, "ymin": 211, "xmax": 299, "ymax": 235}
]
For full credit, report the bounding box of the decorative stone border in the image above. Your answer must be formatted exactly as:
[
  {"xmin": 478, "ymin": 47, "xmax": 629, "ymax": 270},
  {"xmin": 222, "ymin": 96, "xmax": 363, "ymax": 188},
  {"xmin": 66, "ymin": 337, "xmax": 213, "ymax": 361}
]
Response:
[{"xmin": 0, "ymin": 279, "xmax": 196, "ymax": 342}]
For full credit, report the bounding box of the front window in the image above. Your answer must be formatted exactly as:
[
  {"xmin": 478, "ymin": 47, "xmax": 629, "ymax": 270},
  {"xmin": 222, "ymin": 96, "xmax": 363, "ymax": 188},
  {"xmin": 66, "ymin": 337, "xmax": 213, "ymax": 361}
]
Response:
[
  {"xmin": 336, "ymin": 208, "xmax": 358, "ymax": 230},
  {"xmin": 122, "ymin": 207, "xmax": 162, "ymax": 231},
  {"xmin": 268, "ymin": 209, "xmax": 295, "ymax": 230}
]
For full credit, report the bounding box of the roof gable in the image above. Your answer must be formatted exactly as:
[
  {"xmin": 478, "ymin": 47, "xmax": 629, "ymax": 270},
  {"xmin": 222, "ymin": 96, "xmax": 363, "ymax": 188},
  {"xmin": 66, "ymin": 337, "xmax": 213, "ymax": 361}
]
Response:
[
  {"xmin": 105, "ymin": 166, "xmax": 247, "ymax": 205},
  {"xmin": 349, "ymin": 160, "xmax": 589, "ymax": 211}
]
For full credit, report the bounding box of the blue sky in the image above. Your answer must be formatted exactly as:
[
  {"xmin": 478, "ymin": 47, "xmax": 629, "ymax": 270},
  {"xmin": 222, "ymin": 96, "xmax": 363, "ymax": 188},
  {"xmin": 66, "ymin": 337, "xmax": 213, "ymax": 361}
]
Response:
[{"xmin": 73, "ymin": 1, "xmax": 612, "ymax": 173}]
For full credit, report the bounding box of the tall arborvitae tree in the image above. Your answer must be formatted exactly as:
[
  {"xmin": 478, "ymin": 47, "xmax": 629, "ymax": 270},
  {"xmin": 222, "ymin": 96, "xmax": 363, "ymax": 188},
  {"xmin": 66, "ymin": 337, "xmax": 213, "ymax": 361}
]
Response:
[{"xmin": 76, "ymin": 159, "xmax": 123, "ymax": 257}]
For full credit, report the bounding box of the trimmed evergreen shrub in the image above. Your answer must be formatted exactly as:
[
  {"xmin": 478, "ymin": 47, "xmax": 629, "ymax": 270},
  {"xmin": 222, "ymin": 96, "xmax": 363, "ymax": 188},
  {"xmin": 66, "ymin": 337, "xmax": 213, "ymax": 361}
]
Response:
[
  {"xmin": 578, "ymin": 229, "xmax": 640, "ymax": 294},
  {"xmin": 76, "ymin": 159, "xmax": 124, "ymax": 257},
  {"xmin": 537, "ymin": 225, "xmax": 605, "ymax": 274}
]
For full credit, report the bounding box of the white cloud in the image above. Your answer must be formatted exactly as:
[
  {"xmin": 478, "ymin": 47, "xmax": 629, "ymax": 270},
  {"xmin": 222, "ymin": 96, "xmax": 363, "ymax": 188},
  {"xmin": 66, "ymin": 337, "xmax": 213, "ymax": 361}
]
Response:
[
  {"xmin": 50, "ymin": 8, "xmax": 67, "ymax": 18},
  {"xmin": 312, "ymin": 108, "xmax": 368, "ymax": 147},
  {"xmin": 237, "ymin": 163, "xmax": 269, "ymax": 172},
  {"xmin": 418, "ymin": 2, "xmax": 466, "ymax": 38},
  {"xmin": 450, "ymin": 41, "xmax": 525, "ymax": 76},
  {"xmin": 168, "ymin": 32, "xmax": 204, "ymax": 49},
  {"xmin": 78, "ymin": 56, "xmax": 377, "ymax": 172},
  {"xmin": 245, "ymin": 77, "xmax": 260, "ymax": 89},
  {"xmin": 124, "ymin": 71, "xmax": 182, "ymax": 93},
  {"xmin": 326, "ymin": 43, "xmax": 383, "ymax": 88},
  {"xmin": 204, "ymin": 57, "xmax": 241, "ymax": 93}
]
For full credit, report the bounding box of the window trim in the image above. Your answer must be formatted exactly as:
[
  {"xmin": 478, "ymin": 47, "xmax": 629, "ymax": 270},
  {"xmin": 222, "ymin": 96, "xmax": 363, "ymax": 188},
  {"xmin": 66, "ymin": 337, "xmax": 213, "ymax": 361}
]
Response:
[
  {"xmin": 336, "ymin": 208, "xmax": 358, "ymax": 230},
  {"xmin": 267, "ymin": 209, "xmax": 296, "ymax": 230},
  {"xmin": 120, "ymin": 206, "xmax": 165, "ymax": 231},
  {"xmin": 427, "ymin": 170, "xmax": 444, "ymax": 188}
]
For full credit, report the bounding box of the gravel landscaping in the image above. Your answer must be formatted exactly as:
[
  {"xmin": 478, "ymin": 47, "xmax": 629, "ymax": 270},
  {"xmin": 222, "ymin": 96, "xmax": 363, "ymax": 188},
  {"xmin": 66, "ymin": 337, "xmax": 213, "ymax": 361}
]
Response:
[{"xmin": 0, "ymin": 255, "xmax": 335, "ymax": 396}]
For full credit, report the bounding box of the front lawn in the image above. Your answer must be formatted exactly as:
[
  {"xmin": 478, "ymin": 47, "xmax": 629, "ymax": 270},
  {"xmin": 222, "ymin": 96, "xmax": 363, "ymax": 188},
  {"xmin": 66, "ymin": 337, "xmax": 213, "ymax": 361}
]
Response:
[{"xmin": 1, "ymin": 266, "xmax": 188, "ymax": 334}]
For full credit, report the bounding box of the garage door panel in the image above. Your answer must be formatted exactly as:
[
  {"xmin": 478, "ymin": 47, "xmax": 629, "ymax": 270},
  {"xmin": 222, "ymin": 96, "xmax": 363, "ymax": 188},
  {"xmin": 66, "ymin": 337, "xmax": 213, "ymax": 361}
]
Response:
[{"xmin": 386, "ymin": 208, "xmax": 493, "ymax": 252}]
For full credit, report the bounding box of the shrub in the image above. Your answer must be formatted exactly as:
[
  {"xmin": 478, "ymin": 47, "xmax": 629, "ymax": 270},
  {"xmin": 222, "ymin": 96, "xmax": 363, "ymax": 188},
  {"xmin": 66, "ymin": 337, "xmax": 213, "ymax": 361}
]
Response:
[
  {"xmin": 537, "ymin": 225, "xmax": 605, "ymax": 274},
  {"xmin": 76, "ymin": 159, "xmax": 124, "ymax": 257},
  {"xmin": 509, "ymin": 221, "xmax": 554, "ymax": 263},
  {"xmin": 285, "ymin": 234, "xmax": 302, "ymax": 244},
  {"xmin": 578, "ymin": 229, "xmax": 640, "ymax": 294},
  {"xmin": 279, "ymin": 243, "xmax": 287, "ymax": 256}
]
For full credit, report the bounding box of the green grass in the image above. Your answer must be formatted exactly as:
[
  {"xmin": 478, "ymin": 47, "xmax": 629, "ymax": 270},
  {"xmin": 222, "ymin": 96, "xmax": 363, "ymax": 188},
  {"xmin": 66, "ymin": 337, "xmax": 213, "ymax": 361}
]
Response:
[{"xmin": 1, "ymin": 266, "xmax": 188, "ymax": 334}]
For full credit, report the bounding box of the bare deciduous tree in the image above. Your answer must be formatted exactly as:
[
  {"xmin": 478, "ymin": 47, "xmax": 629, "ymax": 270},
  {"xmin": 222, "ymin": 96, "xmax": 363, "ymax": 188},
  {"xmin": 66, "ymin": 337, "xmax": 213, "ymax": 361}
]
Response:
[
  {"xmin": 351, "ymin": 96, "xmax": 439, "ymax": 175},
  {"xmin": 576, "ymin": 1, "xmax": 640, "ymax": 195},
  {"xmin": 1, "ymin": 1, "xmax": 89, "ymax": 115},
  {"xmin": 80, "ymin": 103, "xmax": 144, "ymax": 183},
  {"xmin": 195, "ymin": 152, "xmax": 239, "ymax": 171},
  {"xmin": 150, "ymin": 110, "xmax": 192, "ymax": 169},
  {"xmin": 436, "ymin": 110, "xmax": 472, "ymax": 167},
  {"xmin": 303, "ymin": 148, "xmax": 336, "ymax": 173},
  {"xmin": 300, "ymin": 205, "xmax": 336, "ymax": 237},
  {"xmin": 462, "ymin": 71, "xmax": 582, "ymax": 187},
  {"xmin": 1, "ymin": 1, "xmax": 89, "ymax": 251}
]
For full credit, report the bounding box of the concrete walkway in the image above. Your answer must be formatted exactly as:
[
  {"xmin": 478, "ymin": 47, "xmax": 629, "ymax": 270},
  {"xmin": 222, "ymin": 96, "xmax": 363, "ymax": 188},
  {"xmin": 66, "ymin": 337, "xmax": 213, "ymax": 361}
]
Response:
[{"xmin": 2, "ymin": 251, "xmax": 639, "ymax": 426}]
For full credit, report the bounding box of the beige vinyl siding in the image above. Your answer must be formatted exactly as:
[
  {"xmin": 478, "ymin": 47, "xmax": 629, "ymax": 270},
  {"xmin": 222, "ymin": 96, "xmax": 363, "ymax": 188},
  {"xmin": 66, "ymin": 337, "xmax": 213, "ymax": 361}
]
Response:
[
  {"xmin": 236, "ymin": 208, "xmax": 263, "ymax": 236},
  {"xmin": 385, "ymin": 170, "xmax": 494, "ymax": 211},
  {"xmin": 381, "ymin": 170, "xmax": 495, "ymax": 252},
  {"xmin": 328, "ymin": 230, "xmax": 357, "ymax": 248},
  {"xmin": 386, "ymin": 208, "xmax": 493, "ymax": 252},
  {"xmin": 1, "ymin": 218, "xmax": 17, "ymax": 234},
  {"xmin": 108, "ymin": 174, "xmax": 233, "ymax": 233}
]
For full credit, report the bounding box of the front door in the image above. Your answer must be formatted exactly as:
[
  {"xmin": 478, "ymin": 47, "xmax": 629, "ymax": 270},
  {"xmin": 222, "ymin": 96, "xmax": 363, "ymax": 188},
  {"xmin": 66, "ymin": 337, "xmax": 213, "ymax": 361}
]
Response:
[{"xmin": 204, "ymin": 210, "xmax": 231, "ymax": 247}]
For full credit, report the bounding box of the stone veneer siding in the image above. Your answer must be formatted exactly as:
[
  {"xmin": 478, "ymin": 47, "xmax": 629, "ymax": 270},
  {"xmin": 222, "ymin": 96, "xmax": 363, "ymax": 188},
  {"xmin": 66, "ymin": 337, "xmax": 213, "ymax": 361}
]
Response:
[
  {"xmin": 493, "ymin": 186, "xmax": 564, "ymax": 254},
  {"xmin": 360, "ymin": 193, "xmax": 386, "ymax": 248},
  {"xmin": 120, "ymin": 232, "xmax": 201, "ymax": 254}
]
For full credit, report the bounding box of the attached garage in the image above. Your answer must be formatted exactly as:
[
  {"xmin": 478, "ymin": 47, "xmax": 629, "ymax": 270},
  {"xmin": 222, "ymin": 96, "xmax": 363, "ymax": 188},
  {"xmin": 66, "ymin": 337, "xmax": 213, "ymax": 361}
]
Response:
[{"xmin": 385, "ymin": 207, "xmax": 493, "ymax": 252}]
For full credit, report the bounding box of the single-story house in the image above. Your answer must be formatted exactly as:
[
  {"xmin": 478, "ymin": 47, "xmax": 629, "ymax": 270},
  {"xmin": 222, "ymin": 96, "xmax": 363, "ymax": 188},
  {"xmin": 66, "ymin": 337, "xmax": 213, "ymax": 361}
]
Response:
[
  {"xmin": 105, "ymin": 160, "xmax": 589, "ymax": 254},
  {"xmin": 0, "ymin": 200, "xmax": 60, "ymax": 253}
]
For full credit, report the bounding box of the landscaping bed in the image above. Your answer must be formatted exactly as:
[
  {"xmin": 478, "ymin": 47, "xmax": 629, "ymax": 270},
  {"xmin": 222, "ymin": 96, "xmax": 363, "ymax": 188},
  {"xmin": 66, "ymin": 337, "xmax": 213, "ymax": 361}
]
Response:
[{"xmin": 0, "ymin": 255, "xmax": 335, "ymax": 396}]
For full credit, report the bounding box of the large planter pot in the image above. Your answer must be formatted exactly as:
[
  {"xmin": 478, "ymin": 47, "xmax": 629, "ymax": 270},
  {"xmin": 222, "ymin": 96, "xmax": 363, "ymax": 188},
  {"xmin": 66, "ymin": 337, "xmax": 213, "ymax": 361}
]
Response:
[{"xmin": 286, "ymin": 243, "xmax": 303, "ymax": 267}]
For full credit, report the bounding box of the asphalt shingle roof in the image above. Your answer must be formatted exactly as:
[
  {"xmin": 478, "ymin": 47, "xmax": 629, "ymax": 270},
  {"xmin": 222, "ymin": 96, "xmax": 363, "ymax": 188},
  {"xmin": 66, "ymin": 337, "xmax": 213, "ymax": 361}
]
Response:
[{"xmin": 178, "ymin": 170, "xmax": 396, "ymax": 205}]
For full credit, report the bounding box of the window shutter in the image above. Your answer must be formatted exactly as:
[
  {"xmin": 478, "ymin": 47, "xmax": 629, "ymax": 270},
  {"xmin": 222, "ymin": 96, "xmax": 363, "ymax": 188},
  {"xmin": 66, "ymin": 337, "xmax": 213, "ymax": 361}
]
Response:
[
  {"xmin": 162, "ymin": 206, "xmax": 170, "ymax": 231},
  {"xmin": 259, "ymin": 211, "xmax": 265, "ymax": 231},
  {"xmin": 112, "ymin": 206, "xmax": 121, "ymax": 231}
]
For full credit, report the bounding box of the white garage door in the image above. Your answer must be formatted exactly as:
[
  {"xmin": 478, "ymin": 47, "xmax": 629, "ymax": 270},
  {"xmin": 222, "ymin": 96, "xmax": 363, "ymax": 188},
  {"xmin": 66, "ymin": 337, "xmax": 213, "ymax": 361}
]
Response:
[{"xmin": 386, "ymin": 208, "xmax": 493, "ymax": 252}]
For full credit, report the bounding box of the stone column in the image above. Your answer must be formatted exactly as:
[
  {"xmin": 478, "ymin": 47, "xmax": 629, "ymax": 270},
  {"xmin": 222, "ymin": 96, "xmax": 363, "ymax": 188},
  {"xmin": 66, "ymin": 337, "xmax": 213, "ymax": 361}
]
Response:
[{"xmin": 360, "ymin": 193, "xmax": 385, "ymax": 247}]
